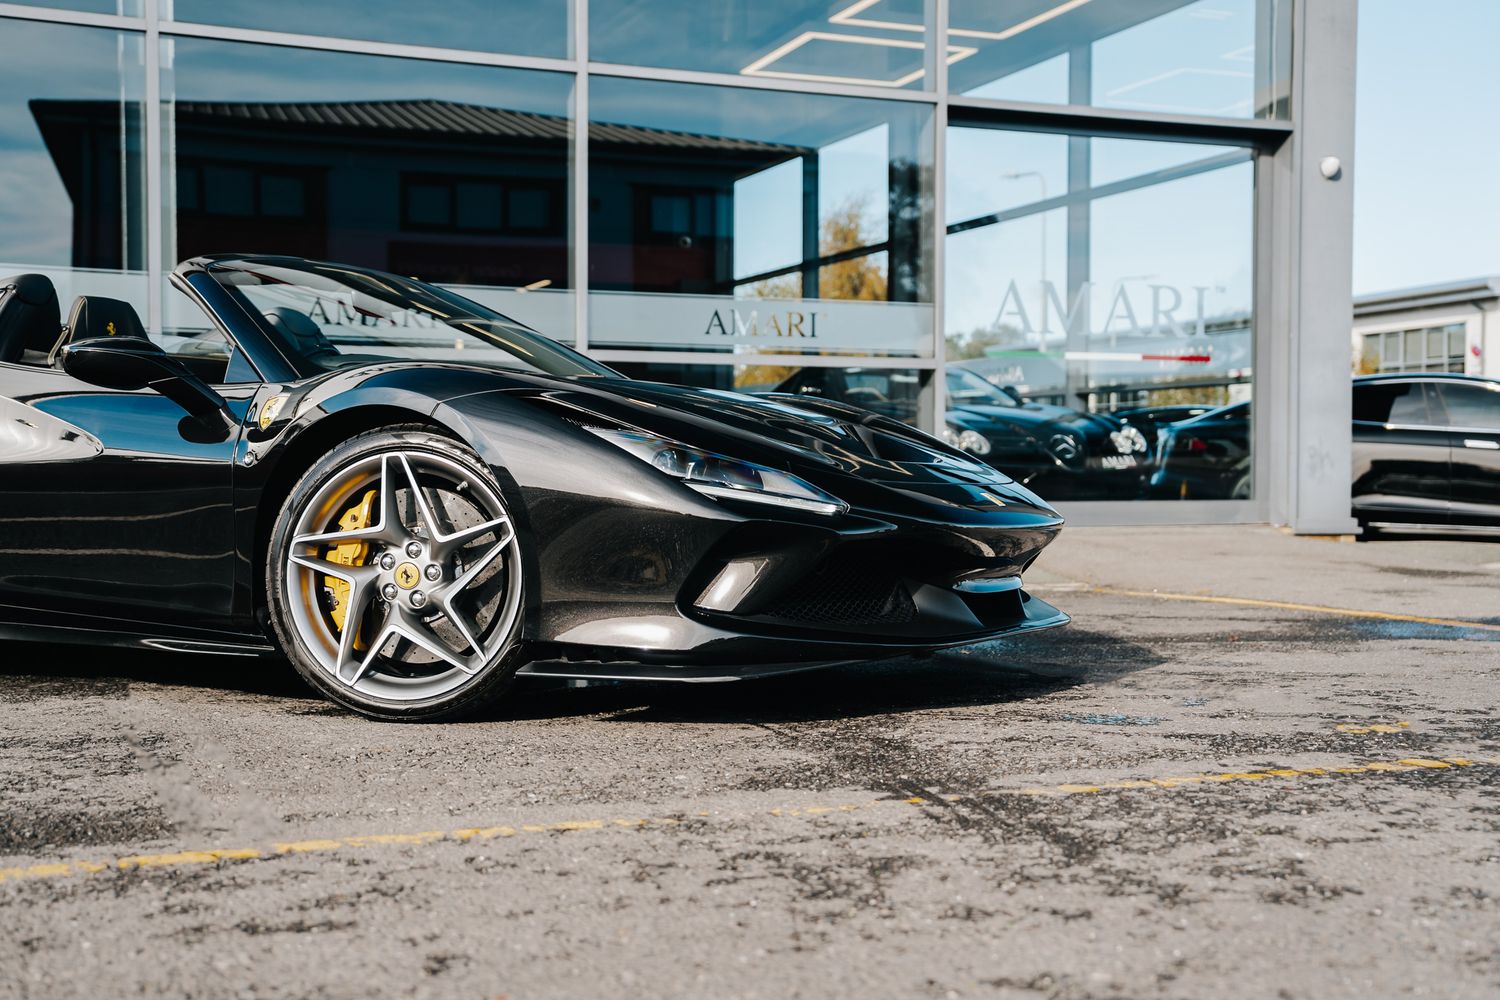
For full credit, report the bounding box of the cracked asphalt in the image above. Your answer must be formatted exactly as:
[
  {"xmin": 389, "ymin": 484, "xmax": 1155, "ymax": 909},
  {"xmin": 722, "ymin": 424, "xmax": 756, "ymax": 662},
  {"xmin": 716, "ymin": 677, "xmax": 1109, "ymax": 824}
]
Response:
[{"xmin": 2, "ymin": 526, "xmax": 1498, "ymax": 999}]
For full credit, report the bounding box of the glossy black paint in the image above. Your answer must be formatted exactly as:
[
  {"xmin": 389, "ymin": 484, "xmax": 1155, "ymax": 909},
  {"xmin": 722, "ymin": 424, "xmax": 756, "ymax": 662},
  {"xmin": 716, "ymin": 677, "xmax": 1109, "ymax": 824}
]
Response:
[
  {"xmin": 0, "ymin": 255, "xmax": 1069, "ymax": 677},
  {"xmin": 1353, "ymin": 372, "xmax": 1500, "ymax": 533}
]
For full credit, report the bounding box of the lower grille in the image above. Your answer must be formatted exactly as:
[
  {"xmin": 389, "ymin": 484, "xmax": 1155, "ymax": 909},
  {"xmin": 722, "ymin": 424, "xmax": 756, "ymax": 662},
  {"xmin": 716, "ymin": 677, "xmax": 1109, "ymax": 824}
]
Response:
[{"xmin": 757, "ymin": 557, "xmax": 917, "ymax": 627}]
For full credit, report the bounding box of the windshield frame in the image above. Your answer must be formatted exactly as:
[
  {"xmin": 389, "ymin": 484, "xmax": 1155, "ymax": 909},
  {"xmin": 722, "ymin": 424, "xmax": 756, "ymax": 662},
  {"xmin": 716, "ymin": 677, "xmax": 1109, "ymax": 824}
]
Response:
[
  {"xmin": 191, "ymin": 255, "xmax": 617, "ymax": 381},
  {"xmin": 945, "ymin": 367, "xmax": 1017, "ymax": 408}
]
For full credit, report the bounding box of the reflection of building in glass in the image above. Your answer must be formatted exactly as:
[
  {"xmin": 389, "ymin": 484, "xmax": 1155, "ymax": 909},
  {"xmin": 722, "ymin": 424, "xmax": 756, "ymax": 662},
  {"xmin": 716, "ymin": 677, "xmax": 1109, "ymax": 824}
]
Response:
[{"xmin": 0, "ymin": 0, "xmax": 1366, "ymax": 530}]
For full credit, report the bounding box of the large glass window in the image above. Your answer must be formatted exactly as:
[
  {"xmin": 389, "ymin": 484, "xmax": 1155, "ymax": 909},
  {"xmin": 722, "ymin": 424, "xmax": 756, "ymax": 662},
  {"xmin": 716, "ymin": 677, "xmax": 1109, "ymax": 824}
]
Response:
[
  {"xmin": 588, "ymin": 77, "xmax": 934, "ymax": 357},
  {"xmin": 0, "ymin": 18, "xmax": 147, "ymax": 317},
  {"xmin": 163, "ymin": 38, "xmax": 575, "ymax": 339},
  {"xmin": 167, "ymin": 1, "xmax": 570, "ymax": 59},
  {"xmin": 591, "ymin": 1, "xmax": 937, "ymax": 90},
  {"xmin": 951, "ymin": 0, "xmax": 1290, "ymax": 120},
  {"xmin": 945, "ymin": 124, "xmax": 1253, "ymax": 501},
  {"xmin": 611, "ymin": 361, "xmax": 933, "ymax": 429}
]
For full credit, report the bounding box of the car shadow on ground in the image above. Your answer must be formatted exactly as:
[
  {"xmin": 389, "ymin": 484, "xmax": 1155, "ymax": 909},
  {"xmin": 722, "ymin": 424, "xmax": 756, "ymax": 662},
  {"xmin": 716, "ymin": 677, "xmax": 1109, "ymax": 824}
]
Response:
[
  {"xmin": 0, "ymin": 642, "xmax": 319, "ymax": 702},
  {"xmin": 489, "ymin": 628, "xmax": 1162, "ymax": 725},
  {"xmin": 0, "ymin": 628, "xmax": 1163, "ymax": 725}
]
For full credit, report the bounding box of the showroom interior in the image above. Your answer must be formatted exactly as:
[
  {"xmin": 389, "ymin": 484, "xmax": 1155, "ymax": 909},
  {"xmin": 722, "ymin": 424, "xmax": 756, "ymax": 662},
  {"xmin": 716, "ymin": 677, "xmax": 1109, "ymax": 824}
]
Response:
[{"xmin": 0, "ymin": 0, "xmax": 1357, "ymax": 531}]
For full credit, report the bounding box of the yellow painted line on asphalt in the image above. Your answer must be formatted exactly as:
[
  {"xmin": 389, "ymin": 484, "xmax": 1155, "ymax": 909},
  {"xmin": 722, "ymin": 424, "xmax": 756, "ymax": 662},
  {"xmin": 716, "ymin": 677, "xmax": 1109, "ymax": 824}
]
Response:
[
  {"xmin": 1090, "ymin": 586, "xmax": 1500, "ymax": 633},
  {"xmin": 993, "ymin": 755, "xmax": 1489, "ymax": 798},
  {"xmin": 0, "ymin": 755, "xmax": 1492, "ymax": 888},
  {"xmin": 1335, "ymin": 721, "xmax": 1411, "ymax": 734}
]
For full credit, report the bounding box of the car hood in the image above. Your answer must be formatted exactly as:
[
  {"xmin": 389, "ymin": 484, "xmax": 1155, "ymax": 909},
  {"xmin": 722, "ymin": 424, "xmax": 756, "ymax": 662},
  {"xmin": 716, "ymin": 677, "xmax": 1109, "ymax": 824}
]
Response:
[
  {"xmin": 950, "ymin": 402, "xmax": 1121, "ymax": 438},
  {"xmin": 495, "ymin": 375, "xmax": 1061, "ymax": 516}
]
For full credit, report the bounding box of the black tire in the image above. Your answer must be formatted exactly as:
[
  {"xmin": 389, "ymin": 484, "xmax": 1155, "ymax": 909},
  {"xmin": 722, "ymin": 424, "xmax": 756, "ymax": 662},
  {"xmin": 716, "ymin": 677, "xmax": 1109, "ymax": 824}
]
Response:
[{"xmin": 266, "ymin": 426, "xmax": 527, "ymax": 721}]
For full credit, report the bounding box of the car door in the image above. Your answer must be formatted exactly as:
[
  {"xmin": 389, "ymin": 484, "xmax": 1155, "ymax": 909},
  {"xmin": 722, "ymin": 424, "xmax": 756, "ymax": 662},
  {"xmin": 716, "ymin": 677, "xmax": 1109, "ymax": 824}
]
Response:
[
  {"xmin": 1432, "ymin": 379, "xmax": 1500, "ymax": 527},
  {"xmin": 1351, "ymin": 379, "xmax": 1450, "ymax": 526},
  {"xmin": 0, "ymin": 332, "xmax": 255, "ymax": 626}
]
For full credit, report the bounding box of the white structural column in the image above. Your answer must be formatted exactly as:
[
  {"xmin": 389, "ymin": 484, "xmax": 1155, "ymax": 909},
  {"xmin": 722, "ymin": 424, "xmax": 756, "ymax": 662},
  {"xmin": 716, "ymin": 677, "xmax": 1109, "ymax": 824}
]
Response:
[{"xmin": 1265, "ymin": 0, "xmax": 1360, "ymax": 533}]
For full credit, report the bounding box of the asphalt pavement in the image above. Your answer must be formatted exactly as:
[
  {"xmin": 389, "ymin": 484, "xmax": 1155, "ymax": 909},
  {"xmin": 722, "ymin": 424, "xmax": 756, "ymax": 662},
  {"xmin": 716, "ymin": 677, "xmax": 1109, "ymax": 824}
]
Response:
[{"xmin": 3, "ymin": 526, "xmax": 1498, "ymax": 999}]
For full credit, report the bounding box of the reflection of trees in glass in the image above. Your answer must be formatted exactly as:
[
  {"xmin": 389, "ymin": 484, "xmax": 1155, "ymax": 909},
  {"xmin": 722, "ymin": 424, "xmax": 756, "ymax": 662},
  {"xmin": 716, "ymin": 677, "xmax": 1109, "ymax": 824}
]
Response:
[
  {"xmin": 734, "ymin": 363, "xmax": 799, "ymax": 391},
  {"xmin": 946, "ymin": 324, "xmax": 1024, "ymax": 361},
  {"xmin": 747, "ymin": 196, "xmax": 887, "ymax": 301},
  {"xmin": 819, "ymin": 197, "xmax": 888, "ymax": 301}
]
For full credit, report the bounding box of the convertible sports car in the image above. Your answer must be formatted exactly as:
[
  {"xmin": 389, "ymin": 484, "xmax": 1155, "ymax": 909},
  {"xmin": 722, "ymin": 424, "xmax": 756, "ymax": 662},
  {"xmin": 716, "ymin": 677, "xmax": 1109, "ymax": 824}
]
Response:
[{"xmin": 0, "ymin": 256, "xmax": 1069, "ymax": 720}]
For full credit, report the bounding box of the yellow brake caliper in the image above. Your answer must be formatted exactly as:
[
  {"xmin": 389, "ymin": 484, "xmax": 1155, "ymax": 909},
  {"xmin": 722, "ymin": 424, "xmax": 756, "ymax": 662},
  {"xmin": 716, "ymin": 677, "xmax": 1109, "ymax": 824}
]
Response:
[{"xmin": 325, "ymin": 489, "xmax": 377, "ymax": 647}]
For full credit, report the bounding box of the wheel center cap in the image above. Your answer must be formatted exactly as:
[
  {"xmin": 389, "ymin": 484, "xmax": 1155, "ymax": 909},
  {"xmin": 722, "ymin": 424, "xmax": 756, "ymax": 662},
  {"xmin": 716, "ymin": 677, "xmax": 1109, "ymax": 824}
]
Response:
[{"xmin": 394, "ymin": 562, "xmax": 421, "ymax": 590}]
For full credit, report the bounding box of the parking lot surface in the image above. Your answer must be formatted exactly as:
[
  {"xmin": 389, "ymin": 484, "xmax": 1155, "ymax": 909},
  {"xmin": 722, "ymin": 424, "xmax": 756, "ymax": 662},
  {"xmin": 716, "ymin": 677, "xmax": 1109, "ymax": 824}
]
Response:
[{"xmin": 3, "ymin": 526, "xmax": 1498, "ymax": 999}]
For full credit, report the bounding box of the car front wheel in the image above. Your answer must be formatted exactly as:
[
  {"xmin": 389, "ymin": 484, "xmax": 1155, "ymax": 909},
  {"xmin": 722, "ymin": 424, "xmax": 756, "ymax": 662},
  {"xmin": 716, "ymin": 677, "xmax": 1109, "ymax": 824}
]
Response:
[{"xmin": 267, "ymin": 427, "xmax": 525, "ymax": 721}]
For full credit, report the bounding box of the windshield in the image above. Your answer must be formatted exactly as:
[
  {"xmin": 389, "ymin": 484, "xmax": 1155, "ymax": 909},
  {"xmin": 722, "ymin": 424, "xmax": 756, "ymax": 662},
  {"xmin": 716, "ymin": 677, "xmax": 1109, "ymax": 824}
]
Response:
[
  {"xmin": 203, "ymin": 257, "xmax": 615, "ymax": 378},
  {"xmin": 945, "ymin": 368, "xmax": 1016, "ymax": 407}
]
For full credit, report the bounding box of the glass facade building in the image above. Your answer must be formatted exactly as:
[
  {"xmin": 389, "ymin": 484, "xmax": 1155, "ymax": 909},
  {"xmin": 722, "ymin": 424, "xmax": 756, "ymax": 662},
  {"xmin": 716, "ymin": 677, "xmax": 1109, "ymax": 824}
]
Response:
[{"xmin": 0, "ymin": 1, "xmax": 1360, "ymax": 527}]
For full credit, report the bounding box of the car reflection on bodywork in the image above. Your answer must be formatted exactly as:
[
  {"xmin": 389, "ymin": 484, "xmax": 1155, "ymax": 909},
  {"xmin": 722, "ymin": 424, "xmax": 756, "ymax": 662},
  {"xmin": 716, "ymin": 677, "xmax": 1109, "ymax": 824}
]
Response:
[
  {"xmin": 765, "ymin": 366, "xmax": 1149, "ymax": 501},
  {"xmin": 1148, "ymin": 400, "xmax": 1252, "ymax": 500}
]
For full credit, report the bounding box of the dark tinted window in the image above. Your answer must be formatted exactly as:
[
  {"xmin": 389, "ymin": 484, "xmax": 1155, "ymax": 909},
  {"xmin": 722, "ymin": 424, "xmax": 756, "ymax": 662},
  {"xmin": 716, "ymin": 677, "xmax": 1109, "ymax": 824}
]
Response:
[
  {"xmin": 168, "ymin": 39, "xmax": 572, "ymax": 294},
  {"xmin": 1353, "ymin": 382, "xmax": 1432, "ymax": 425},
  {"xmin": 1436, "ymin": 382, "xmax": 1500, "ymax": 430}
]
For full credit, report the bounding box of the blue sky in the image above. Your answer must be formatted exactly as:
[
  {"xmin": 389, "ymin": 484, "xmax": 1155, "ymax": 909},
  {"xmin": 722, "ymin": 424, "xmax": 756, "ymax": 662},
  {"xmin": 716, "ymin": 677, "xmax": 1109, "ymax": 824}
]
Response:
[{"xmin": 1354, "ymin": 0, "xmax": 1500, "ymax": 293}]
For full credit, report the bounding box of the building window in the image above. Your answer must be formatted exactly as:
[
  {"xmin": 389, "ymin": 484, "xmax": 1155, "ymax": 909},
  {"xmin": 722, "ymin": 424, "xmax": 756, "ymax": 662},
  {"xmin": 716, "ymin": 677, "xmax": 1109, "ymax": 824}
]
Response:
[
  {"xmin": 177, "ymin": 163, "xmax": 315, "ymax": 222},
  {"xmin": 400, "ymin": 175, "xmax": 559, "ymax": 235},
  {"xmin": 588, "ymin": 76, "xmax": 934, "ymax": 358},
  {"xmin": 951, "ymin": 0, "xmax": 1291, "ymax": 120},
  {"xmin": 590, "ymin": 0, "xmax": 937, "ymax": 91},
  {"xmin": 0, "ymin": 20, "xmax": 146, "ymax": 277},
  {"xmin": 168, "ymin": 0, "xmax": 569, "ymax": 58},
  {"xmin": 945, "ymin": 124, "xmax": 1254, "ymax": 501},
  {"xmin": 1361, "ymin": 323, "xmax": 1466, "ymax": 373},
  {"xmin": 164, "ymin": 37, "xmax": 575, "ymax": 339}
]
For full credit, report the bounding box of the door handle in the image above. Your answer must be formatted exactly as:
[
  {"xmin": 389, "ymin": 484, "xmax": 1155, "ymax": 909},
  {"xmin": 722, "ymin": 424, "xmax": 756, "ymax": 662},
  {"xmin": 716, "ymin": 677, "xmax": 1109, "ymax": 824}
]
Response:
[{"xmin": 1462, "ymin": 439, "xmax": 1500, "ymax": 450}]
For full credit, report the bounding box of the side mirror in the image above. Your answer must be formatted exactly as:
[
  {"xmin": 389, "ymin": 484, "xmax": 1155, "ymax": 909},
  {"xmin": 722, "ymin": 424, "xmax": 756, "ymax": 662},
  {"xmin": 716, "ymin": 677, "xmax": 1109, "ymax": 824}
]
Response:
[{"xmin": 62, "ymin": 336, "xmax": 233, "ymax": 428}]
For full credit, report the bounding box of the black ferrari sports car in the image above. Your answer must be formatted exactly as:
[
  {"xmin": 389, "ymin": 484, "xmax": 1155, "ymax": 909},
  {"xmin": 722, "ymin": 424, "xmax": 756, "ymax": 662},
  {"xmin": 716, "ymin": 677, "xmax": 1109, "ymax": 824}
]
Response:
[{"xmin": 0, "ymin": 256, "xmax": 1068, "ymax": 720}]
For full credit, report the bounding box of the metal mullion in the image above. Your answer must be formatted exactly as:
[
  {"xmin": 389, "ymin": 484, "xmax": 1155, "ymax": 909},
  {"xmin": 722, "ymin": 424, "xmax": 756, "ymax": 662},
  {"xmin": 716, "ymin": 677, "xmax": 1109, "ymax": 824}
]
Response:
[
  {"xmin": 143, "ymin": 0, "xmax": 162, "ymax": 333},
  {"xmin": 949, "ymin": 94, "xmax": 1292, "ymax": 149},
  {"xmin": 586, "ymin": 60, "xmax": 939, "ymax": 105},
  {"xmin": 0, "ymin": 3, "xmax": 142, "ymax": 29},
  {"xmin": 157, "ymin": 19, "xmax": 578, "ymax": 74},
  {"xmin": 929, "ymin": 0, "xmax": 948, "ymax": 438},
  {"xmin": 573, "ymin": 0, "xmax": 588, "ymax": 352},
  {"xmin": 588, "ymin": 350, "xmax": 938, "ymax": 371}
]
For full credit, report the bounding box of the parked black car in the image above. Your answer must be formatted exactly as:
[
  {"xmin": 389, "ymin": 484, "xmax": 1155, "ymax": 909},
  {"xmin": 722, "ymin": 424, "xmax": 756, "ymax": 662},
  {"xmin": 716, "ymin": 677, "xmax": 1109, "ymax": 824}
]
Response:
[
  {"xmin": 1110, "ymin": 404, "xmax": 1216, "ymax": 450},
  {"xmin": 769, "ymin": 366, "xmax": 1148, "ymax": 500},
  {"xmin": 1353, "ymin": 372, "xmax": 1500, "ymax": 534},
  {"xmin": 1148, "ymin": 400, "xmax": 1252, "ymax": 500},
  {"xmin": 0, "ymin": 257, "xmax": 1071, "ymax": 721}
]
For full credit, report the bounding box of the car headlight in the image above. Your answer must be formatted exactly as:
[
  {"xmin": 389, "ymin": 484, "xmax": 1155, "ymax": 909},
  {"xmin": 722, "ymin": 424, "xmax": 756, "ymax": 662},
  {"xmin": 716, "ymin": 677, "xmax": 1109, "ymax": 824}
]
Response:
[
  {"xmin": 588, "ymin": 428, "xmax": 848, "ymax": 516},
  {"xmin": 942, "ymin": 425, "xmax": 992, "ymax": 456},
  {"xmin": 1110, "ymin": 425, "xmax": 1147, "ymax": 454}
]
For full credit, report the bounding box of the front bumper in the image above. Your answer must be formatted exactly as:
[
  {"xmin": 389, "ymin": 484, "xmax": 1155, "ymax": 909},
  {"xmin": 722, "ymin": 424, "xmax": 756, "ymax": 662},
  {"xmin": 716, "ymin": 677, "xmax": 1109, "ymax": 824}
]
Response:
[
  {"xmin": 519, "ymin": 589, "xmax": 1069, "ymax": 681},
  {"xmin": 526, "ymin": 504, "xmax": 1067, "ymax": 672}
]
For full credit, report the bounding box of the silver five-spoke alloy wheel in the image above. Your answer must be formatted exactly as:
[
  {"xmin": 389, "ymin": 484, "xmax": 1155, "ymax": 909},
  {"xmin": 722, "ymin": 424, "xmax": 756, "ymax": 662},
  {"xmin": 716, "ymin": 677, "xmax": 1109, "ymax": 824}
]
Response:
[{"xmin": 281, "ymin": 448, "xmax": 522, "ymax": 703}]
